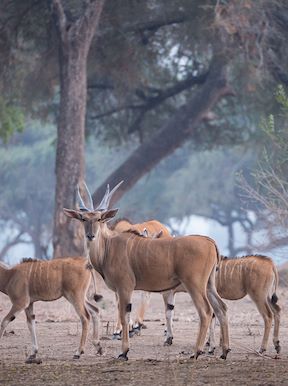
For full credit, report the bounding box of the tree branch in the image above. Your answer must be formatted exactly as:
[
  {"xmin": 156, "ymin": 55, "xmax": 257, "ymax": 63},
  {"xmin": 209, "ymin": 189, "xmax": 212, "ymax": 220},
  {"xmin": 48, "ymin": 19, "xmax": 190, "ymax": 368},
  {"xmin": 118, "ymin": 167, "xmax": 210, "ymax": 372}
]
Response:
[
  {"xmin": 88, "ymin": 80, "xmax": 114, "ymax": 90},
  {"xmin": 92, "ymin": 56, "xmax": 232, "ymax": 206},
  {"xmin": 78, "ymin": 0, "xmax": 106, "ymax": 46},
  {"xmin": 89, "ymin": 71, "xmax": 209, "ymax": 132},
  {"xmin": 100, "ymin": 12, "xmax": 190, "ymax": 40},
  {"xmin": 90, "ymin": 104, "xmax": 142, "ymax": 120},
  {"xmin": 51, "ymin": 0, "xmax": 67, "ymax": 43},
  {"xmin": 0, "ymin": 231, "xmax": 30, "ymax": 262}
]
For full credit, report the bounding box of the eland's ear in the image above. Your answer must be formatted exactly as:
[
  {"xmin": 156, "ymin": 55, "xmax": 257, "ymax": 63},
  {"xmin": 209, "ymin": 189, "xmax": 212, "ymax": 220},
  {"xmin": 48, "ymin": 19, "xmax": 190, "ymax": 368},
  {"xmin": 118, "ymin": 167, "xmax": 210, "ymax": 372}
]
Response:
[
  {"xmin": 143, "ymin": 228, "xmax": 148, "ymax": 237},
  {"xmin": 63, "ymin": 208, "xmax": 82, "ymax": 220},
  {"xmin": 100, "ymin": 208, "xmax": 119, "ymax": 222}
]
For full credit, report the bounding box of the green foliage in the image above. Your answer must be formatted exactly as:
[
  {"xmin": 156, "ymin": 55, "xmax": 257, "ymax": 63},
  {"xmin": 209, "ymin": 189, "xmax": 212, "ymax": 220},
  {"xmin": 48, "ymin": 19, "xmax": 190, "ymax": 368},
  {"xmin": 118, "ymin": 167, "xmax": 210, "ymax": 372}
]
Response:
[
  {"xmin": 261, "ymin": 85, "xmax": 288, "ymax": 166},
  {"xmin": 0, "ymin": 98, "xmax": 24, "ymax": 143},
  {"xmin": 240, "ymin": 84, "xmax": 288, "ymax": 238},
  {"xmin": 275, "ymin": 85, "xmax": 288, "ymax": 109}
]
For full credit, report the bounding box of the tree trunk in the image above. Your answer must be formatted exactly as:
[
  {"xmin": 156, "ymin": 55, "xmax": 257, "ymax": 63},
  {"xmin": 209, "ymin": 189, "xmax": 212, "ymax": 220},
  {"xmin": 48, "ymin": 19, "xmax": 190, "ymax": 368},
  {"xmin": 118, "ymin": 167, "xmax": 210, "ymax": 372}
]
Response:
[
  {"xmin": 92, "ymin": 56, "xmax": 232, "ymax": 207},
  {"xmin": 52, "ymin": 0, "xmax": 105, "ymax": 257}
]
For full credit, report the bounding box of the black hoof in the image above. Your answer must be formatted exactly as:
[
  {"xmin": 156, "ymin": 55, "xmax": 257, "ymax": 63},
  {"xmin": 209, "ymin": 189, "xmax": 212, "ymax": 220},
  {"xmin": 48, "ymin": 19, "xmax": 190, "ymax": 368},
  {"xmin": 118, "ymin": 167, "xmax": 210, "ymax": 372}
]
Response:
[
  {"xmin": 258, "ymin": 348, "xmax": 266, "ymax": 354},
  {"xmin": 220, "ymin": 348, "xmax": 230, "ymax": 360},
  {"xmin": 118, "ymin": 353, "xmax": 128, "ymax": 361},
  {"xmin": 112, "ymin": 332, "xmax": 122, "ymax": 340},
  {"xmin": 190, "ymin": 350, "xmax": 204, "ymax": 359},
  {"xmin": 164, "ymin": 337, "xmax": 173, "ymax": 346},
  {"xmin": 275, "ymin": 341, "xmax": 281, "ymax": 354},
  {"xmin": 208, "ymin": 347, "xmax": 215, "ymax": 355},
  {"xmin": 205, "ymin": 340, "xmax": 210, "ymax": 347},
  {"xmin": 73, "ymin": 354, "xmax": 80, "ymax": 360},
  {"xmin": 129, "ymin": 330, "xmax": 135, "ymax": 338},
  {"xmin": 96, "ymin": 345, "xmax": 103, "ymax": 355},
  {"xmin": 133, "ymin": 323, "xmax": 143, "ymax": 335},
  {"xmin": 25, "ymin": 355, "xmax": 42, "ymax": 364}
]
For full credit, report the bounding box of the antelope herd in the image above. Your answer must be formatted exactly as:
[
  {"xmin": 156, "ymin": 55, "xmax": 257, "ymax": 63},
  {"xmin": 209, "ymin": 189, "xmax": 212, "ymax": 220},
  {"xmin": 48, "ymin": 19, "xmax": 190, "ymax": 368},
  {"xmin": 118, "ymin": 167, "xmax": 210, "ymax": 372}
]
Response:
[{"xmin": 0, "ymin": 181, "xmax": 282, "ymax": 363}]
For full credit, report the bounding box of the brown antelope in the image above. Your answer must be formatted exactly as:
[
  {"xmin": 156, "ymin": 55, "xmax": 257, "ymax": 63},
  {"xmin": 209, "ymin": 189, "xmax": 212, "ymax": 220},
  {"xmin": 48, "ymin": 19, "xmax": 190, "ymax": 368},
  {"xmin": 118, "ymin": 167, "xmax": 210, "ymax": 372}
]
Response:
[
  {"xmin": 0, "ymin": 257, "xmax": 102, "ymax": 363},
  {"xmin": 63, "ymin": 182, "xmax": 230, "ymax": 360},
  {"xmin": 110, "ymin": 219, "xmax": 168, "ymax": 338},
  {"xmin": 162, "ymin": 255, "xmax": 281, "ymax": 355}
]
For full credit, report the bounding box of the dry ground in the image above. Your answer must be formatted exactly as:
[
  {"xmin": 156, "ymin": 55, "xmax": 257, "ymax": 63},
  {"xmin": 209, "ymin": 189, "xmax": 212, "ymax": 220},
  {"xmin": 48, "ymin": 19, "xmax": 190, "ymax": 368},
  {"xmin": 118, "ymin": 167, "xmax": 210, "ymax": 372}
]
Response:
[{"xmin": 0, "ymin": 274, "xmax": 287, "ymax": 386}]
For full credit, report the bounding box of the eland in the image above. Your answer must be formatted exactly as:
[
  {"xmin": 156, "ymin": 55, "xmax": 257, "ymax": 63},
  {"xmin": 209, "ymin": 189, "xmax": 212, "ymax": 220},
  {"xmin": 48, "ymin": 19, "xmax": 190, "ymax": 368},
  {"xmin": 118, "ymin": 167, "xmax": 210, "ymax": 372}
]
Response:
[{"xmin": 63, "ymin": 182, "xmax": 230, "ymax": 360}]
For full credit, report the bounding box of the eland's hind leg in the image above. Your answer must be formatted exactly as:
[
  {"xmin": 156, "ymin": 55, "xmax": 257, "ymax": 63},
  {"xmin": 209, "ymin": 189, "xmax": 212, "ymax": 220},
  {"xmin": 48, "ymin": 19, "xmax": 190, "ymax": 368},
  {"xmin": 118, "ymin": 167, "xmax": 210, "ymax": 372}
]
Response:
[
  {"xmin": 133, "ymin": 291, "xmax": 151, "ymax": 333},
  {"xmin": 207, "ymin": 268, "xmax": 230, "ymax": 359},
  {"xmin": 250, "ymin": 294, "xmax": 273, "ymax": 353},
  {"xmin": 183, "ymin": 283, "xmax": 212, "ymax": 359},
  {"xmin": 0, "ymin": 301, "xmax": 28, "ymax": 338},
  {"xmin": 268, "ymin": 297, "xmax": 281, "ymax": 354},
  {"xmin": 66, "ymin": 294, "xmax": 90, "ymax": 359}
]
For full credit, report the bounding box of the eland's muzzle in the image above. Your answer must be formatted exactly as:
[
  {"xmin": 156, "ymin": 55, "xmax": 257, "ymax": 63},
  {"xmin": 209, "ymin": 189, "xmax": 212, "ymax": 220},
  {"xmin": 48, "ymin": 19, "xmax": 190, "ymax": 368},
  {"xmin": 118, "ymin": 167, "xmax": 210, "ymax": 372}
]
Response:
[{"xmin": 86, "ymin": 233, "xmax": 95, "ymax": 241}]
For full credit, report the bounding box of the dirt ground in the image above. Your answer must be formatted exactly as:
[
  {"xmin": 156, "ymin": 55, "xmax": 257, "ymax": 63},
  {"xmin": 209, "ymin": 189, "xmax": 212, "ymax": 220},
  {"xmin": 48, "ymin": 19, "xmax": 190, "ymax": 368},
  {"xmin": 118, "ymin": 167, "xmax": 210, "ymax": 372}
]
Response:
[{"xmin": 0, "ymin": 274, "xmax": 287, "ymax": 386}]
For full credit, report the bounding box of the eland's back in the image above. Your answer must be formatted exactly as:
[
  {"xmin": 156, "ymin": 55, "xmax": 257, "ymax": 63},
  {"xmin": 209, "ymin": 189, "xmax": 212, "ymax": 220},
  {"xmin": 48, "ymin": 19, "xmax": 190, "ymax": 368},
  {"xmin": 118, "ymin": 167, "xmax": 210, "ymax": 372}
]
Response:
[
  {"xmin": 216, "ymin": 255, "xmax": 277, "ymax": 300},
  {"xmin": 7, "ymin": 257, "xmax": 90, "ymax": 302},
  {"xmin": 106, "ymin": 232, "xmax": 218, "ymax": 292}
]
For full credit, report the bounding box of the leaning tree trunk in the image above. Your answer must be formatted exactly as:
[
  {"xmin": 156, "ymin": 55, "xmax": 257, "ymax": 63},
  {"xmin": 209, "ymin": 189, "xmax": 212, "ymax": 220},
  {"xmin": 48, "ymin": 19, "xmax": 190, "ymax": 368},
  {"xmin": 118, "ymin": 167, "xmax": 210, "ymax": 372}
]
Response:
[
  {"xmin": 52, "ymin": 0, "xmax": 105, "ymax": 258},
  {"xmin": 92, "ymin": 55, "xmax": 232, "ymax": 207}
]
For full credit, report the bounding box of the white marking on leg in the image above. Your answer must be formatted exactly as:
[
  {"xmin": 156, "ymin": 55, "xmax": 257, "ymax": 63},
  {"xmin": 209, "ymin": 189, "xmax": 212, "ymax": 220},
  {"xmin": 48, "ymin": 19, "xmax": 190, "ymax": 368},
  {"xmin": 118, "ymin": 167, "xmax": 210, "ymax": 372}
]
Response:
[{"xmin": 165, "ymin": 291, "xmax": 175, "ymax": 343}]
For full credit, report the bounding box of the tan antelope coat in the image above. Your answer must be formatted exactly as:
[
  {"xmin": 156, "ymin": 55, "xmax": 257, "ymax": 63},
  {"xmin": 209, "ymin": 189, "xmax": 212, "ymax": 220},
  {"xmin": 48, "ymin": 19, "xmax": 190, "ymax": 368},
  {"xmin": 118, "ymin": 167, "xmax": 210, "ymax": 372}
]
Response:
[
  {"xmin": 110, "ymin": 219, "xmax": 171, "ymax": 336},
  {"xmin": 163, "ymin": 254, "xmax": 281, "ymax": 354},
  {"xmin": 0, "ymin": 257, "xmax": 101, "ymax": 362}
]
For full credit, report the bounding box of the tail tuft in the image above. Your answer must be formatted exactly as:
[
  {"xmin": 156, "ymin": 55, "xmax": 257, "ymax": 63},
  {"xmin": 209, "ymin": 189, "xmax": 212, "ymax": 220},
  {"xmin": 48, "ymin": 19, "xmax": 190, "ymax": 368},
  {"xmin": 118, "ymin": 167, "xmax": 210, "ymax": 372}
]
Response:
[{"xmin": 271, "ymin": 293, "xmax": 278, "ymax": 304}]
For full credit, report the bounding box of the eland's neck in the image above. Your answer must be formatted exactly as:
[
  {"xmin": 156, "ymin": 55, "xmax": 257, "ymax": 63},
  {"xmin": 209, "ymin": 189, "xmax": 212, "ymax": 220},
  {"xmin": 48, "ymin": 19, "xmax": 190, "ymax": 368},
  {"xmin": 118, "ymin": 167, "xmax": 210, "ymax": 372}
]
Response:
[{"xmin": 88, "ymin": 224, "xmax": 114, "ymax": 272}]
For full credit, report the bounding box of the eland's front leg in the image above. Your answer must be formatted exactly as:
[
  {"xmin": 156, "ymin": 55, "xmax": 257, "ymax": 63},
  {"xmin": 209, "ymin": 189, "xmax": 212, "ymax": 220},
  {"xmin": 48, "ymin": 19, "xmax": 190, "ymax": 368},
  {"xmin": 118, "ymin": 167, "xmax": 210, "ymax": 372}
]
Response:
[
  {"xmin": 117, "ymin": 291, "xmax": 133, "ymax": 361},
  {"xmin": 112, "ymin": 293, "xmax": 122, "ymax": 339},
  {"xmin": 162, "ymin": 290, "xmax": 175, "ymax": 346},
  {"xmin": 68, "ymin": 296, "xmax": 90, "ymax": 359},
  {"xmin": 207, "ymin": 283, "xmax": 230, "ymax": 358}
]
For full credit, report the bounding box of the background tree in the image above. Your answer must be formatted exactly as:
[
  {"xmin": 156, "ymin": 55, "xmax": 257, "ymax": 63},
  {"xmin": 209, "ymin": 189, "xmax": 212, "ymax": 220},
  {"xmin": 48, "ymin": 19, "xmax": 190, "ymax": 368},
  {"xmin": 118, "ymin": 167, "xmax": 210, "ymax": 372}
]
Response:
[
  {"xmin": 1, "ymin": 0, "xmax": 288, "ymax": 259},
  {"xmin": 52, "ymin": 0, "xmax": 106, "ymax": 257}
]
